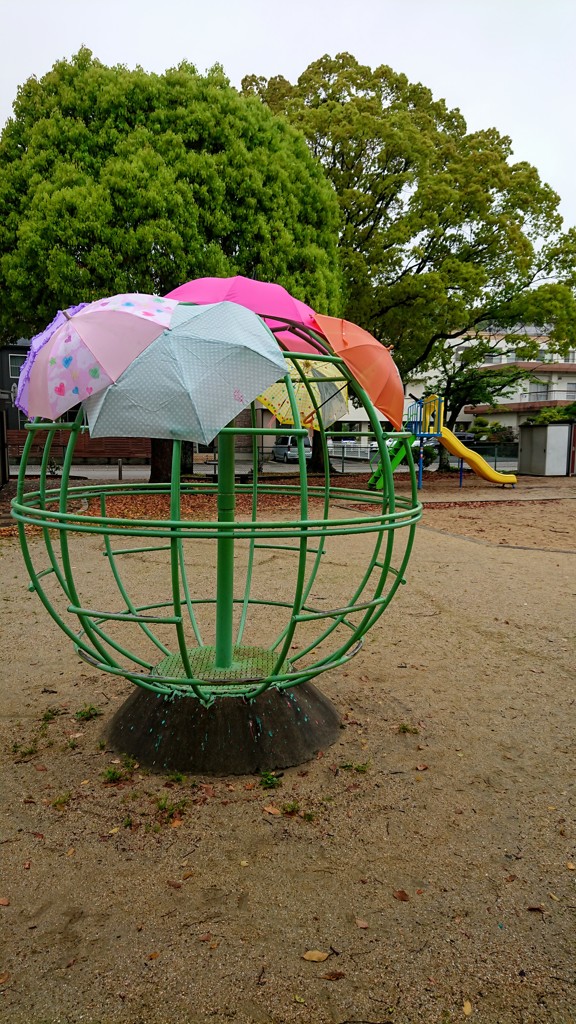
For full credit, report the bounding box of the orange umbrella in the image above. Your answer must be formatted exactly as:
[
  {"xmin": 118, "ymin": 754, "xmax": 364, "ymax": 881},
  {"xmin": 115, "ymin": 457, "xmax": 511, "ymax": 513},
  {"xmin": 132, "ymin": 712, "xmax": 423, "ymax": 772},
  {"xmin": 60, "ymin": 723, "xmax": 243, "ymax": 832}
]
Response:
[{"xmin": 312, "ymin": 314, "xmax": 404, "ymax": 430}]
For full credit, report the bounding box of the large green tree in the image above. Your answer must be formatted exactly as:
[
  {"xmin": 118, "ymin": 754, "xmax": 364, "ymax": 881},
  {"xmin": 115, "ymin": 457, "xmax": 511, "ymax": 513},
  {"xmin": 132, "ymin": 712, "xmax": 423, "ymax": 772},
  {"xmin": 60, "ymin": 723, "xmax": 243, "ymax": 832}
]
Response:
[
  {"xmin": 0, "ymin": 48, "xmax": 341, "ymax": 344},
  {"xmin": 242, "ymin": 53, "xmax": 576, "ymax": 379}
]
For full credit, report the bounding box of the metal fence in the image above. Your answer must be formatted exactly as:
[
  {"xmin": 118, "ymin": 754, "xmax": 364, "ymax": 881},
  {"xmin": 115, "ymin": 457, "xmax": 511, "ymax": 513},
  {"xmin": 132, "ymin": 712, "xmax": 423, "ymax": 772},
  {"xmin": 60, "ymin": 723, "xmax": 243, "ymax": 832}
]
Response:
[{"xmin": 443, "ymin": 442, "xmax": 519, "ymax": 472}]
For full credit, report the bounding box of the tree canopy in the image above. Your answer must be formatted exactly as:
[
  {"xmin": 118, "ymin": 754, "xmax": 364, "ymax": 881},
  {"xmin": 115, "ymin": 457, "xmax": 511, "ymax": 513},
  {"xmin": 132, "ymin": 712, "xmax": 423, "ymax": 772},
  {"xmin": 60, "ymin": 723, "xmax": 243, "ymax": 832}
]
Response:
[
  {"xmin": 242, "ymin": 53, "xmax": 576, "ymax": 379},
  {"xmin": 0, "ymin": 48, "xmax": 341, "ymax": 343}
]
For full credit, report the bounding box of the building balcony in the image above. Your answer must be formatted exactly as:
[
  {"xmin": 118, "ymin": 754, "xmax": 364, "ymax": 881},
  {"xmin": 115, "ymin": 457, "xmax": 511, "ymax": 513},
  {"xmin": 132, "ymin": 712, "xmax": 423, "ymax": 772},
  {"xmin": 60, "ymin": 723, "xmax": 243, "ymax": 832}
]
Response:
[{"xmin": 465, "ymin": 398, "xmax": 575, "ymax": 416}]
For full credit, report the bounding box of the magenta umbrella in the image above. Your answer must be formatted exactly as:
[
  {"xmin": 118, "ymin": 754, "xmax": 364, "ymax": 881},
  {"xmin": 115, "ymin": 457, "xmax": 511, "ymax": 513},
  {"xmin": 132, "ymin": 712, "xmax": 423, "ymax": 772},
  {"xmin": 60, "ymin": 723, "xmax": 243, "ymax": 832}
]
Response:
[{"xmin": 165, "ymin": 276, "xmax": 324, "ymax": 355}]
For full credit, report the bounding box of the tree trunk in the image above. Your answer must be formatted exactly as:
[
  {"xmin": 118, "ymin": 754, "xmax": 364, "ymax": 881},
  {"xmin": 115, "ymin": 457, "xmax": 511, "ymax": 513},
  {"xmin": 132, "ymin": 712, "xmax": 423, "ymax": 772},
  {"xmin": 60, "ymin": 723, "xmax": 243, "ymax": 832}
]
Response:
[
  {"xmin": 437, "ymin": 445, "xmax": 451, "ymax": 472},
  {"xmin": 149, "ymin": 438, "xmax": 173, "ymax": 483},
  {"xmin": 309, "ymin": 431, "xmax": 325, "ymax": 473},
  {"xmin": 181, "ymin": 441, "xmax": 194, "ymax": 474}
]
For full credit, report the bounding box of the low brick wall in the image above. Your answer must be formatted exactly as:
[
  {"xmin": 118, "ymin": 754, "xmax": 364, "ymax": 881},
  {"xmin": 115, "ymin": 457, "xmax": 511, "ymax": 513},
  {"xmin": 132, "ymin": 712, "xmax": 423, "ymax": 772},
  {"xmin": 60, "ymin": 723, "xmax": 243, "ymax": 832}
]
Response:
[{"xmin": 8, "ymin": 429, "xmax": 151, "ymax": 464}]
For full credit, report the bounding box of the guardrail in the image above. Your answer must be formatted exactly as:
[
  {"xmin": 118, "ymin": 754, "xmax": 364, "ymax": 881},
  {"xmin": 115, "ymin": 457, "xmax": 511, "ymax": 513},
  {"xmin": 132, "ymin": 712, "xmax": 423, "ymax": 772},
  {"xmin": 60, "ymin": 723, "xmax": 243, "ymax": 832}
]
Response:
[{"xmin": 330, "ymin": 443, "xmax": 372, "ymax": 460}]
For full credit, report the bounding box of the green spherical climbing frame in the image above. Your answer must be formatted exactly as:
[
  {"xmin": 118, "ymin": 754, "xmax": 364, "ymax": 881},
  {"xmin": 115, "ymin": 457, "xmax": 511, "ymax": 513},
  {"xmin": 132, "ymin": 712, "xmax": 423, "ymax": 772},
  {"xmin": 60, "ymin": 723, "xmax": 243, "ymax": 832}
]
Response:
[{"xmin": 12, "ymin": 354, "xmax": 422, "ymax": 709}]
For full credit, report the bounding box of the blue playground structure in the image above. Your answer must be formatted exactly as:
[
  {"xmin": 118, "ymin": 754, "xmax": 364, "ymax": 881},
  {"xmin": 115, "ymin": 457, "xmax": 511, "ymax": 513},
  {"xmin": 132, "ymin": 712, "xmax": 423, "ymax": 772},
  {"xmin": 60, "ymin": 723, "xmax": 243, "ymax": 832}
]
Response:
[{"xmin": 369, "ymin": 395, "xmax": 443, "ymax": 491}]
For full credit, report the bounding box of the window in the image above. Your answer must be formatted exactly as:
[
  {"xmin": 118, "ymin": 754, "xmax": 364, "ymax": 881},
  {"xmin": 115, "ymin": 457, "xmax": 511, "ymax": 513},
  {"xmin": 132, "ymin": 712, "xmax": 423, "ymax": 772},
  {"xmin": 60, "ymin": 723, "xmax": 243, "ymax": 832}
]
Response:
[
  {"xmin": 9, "ymin": 353, "xmax": 26, "ymax": 378},
  {"xmin": 528, "ymin": 381, "xmax": 548, "ymax": 400},
  {"xmin": 567, "ymin": 350, "xmax": 576, "ymax": 364},
  {"xmin": 56, "ymin": 405, "xmax": 81, "ymax": 424}
]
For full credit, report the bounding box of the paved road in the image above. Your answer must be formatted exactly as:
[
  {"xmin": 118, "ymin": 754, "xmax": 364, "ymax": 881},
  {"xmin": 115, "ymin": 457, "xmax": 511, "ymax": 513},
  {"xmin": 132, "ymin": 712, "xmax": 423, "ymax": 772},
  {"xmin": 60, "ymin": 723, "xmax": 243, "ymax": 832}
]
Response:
[
  {"xmin": 10, "ymin": 455, "xmax": 518, "ymax": 484},
  {"xmin": 10, "ymin": 458, "xmax": 376, "ymax": 483}
]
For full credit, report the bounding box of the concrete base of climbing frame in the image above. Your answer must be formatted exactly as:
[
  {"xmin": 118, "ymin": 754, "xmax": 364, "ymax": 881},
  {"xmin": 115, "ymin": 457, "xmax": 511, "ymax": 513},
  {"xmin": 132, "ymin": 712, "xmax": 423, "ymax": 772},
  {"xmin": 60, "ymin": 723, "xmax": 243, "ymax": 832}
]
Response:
[{"xmin": 102, "ymin": 682, "xmax": 342, "ymax": 775}]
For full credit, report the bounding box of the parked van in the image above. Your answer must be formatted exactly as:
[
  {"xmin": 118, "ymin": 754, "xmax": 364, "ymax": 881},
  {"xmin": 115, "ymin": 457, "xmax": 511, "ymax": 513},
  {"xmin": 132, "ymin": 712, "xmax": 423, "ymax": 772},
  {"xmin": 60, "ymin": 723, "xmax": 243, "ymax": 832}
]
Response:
[{"xmin": 271, "ymin": 435, "xmax": 312, "ymax": 462}]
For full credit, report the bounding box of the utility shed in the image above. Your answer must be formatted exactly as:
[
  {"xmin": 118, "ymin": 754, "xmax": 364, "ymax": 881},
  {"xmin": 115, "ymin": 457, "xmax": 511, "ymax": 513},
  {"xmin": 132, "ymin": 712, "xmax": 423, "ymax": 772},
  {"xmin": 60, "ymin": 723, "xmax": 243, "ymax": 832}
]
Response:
[{"xmin": 518, "ymin": 423, "xmax": 575, "ymax": 476}]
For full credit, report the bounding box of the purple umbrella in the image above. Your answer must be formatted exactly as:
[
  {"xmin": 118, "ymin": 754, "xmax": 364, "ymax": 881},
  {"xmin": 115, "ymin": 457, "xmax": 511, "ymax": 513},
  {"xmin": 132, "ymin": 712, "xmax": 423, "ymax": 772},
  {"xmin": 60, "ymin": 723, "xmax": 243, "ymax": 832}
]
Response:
[{"xmin": 16, "ymin": 303, "xmax": 88, "ymax": 417}]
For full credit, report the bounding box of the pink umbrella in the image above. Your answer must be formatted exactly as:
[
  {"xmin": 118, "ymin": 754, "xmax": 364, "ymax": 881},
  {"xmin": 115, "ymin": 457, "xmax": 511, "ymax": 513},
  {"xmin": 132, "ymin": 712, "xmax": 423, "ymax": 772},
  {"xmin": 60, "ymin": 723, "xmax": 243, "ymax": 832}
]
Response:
[
  {"xmin": 18, "ymin": 293, "xmax": 178, "ymax": 419},
  {"xmin": 16, "ymin": 302, "xmax": 88, "ymax": 419},
  {"xmin": 166, "ymin": 276, "xmax": 324, "ymax": 354}
]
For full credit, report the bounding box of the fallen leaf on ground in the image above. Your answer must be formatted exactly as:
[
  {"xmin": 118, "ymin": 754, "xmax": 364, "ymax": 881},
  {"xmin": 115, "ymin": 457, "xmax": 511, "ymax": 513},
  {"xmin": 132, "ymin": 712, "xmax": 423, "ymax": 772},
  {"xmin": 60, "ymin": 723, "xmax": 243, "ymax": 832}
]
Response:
[
  {"xmin": 263, "ymin": 805, "xmax": 281, "ymax": 816},
  {"xmin": 321, "ymin": 971, "xmax": 345, "ymax": 980},
  {"xmin": 167, "ymin": 880, "xmax": 182, "ymax": 889},
  {"xmin": 0, "ymin": 899, "xmax": 10, "ymax": 907},
  {"xmin": 0, "ymin": 972, "xmax": 10, "ymax": 985},
  {"xmin": 198, "ymin": 933, "xmax": 212, "ymax": 942},
  {"xmin": 182, "ymin": 871, "xmax": 194, "ymax": 880},
  {"xmin": 108, "ymin": 828, "xmax": 119, "ymax": 835},
  {"xmin": 66, "ymin": 848, "xmax": 75, "ymax": 857},
  {"xmin": 303, "ymin": 950, "xmax": 329, "ymax": 962},
  {"xmin": 463, "ymin": 999, "xmax": 473, "ymax": 1016},
  {"xmin": 393, "ymin": 890, "xmax": 410, "ymax": 902},
  {"xmin": 170, "ymin": 817, "xmax": 184, "ymax": 828},
  {"xmin": 23, "ymin": 861, "xmax": 31, "ymax": 870},
  {"xmin": 200, "ymin": 783, "xmax": 215, "ymax": 798},
  {"xmin": 548, "ymin": 893, "xmax": 560, "ymax": 902},
  {"xmin": 147, "ymin": 952, "xmax": 160, "ymax": 959},
  {"xmin": 567, "ymin": 862, "xmax": 575, "ymax": 870},
  {"xmin": 355, "ymin": 918, "xmax": 369, "ymax": 929},
  {"xmin": 33, "ymin": 765, "xmax": 47, "ymax": 772},
  {"xmin": 415, "ymin": 764, "xmax": 429, "ymax": 771}
]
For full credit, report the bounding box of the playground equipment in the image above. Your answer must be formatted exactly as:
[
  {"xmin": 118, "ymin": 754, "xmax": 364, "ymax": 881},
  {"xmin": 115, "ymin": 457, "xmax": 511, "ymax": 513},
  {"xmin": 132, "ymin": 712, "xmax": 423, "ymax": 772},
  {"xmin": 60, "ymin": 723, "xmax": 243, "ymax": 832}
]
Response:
[
  {"xmin": 369, "ymin": 394, "xmax": 517, "ymax": 489},
  {"xmin": 437, "ymin": 426, "xmax": 517, "ymax": 485},
  {"xmin": 369, "ymin": 394, "xmax": 443, "ymax": 490},
  {"xmin": 12, "ymin": 287, "xmax": 422, "ymax": 772}
]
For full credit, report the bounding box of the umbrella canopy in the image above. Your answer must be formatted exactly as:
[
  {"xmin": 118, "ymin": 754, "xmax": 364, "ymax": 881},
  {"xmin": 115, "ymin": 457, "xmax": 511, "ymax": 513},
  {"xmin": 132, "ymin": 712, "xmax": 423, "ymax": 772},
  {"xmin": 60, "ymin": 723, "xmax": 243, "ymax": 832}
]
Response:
[
  {"xmin": 18, "ymin": 293, "xmax": 178, "ymax": 419},
  {"xmin": 258, "ymin": 359, "xmax": 348, "ymax": 430},
  {"xmin": 16, "ymin": 302, "xmax": 88, "ymax": 418},
  {"xmin": 312, "ymin": 314, "xmax": 405, "ymax": 431},
  {"xmin": 83, "ymin": 302, "xmax": 287, "ymax": 444},
  {"xmin": 166, "ymin": 276, "xmax": 323, "ymax": 355}
]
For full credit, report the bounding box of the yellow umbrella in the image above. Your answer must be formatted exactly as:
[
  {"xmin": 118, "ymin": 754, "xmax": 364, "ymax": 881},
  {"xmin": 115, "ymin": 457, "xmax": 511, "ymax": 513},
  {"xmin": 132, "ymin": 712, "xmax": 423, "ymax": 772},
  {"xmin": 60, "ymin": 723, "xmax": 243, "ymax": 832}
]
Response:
[{"xmin": 258, "ymin": 359, "xmax": 348, "ymax": 430}]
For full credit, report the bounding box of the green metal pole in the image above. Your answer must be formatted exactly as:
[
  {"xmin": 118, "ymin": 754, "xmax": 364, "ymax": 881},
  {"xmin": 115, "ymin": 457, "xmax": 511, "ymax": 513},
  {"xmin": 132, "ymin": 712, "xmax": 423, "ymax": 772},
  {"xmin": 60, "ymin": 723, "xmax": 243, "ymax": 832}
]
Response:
[{"xmin": 215, "ymin": 430, "xmax": 235, "ymax": 668}]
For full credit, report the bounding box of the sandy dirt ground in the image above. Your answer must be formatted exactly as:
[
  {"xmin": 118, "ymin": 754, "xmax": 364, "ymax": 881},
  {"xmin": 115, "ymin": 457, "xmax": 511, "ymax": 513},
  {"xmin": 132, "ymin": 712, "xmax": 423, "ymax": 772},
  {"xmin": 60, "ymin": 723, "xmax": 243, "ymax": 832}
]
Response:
[{"xmin": 0, "ymin": 472, "xmax": 575, "ymax": 1024}]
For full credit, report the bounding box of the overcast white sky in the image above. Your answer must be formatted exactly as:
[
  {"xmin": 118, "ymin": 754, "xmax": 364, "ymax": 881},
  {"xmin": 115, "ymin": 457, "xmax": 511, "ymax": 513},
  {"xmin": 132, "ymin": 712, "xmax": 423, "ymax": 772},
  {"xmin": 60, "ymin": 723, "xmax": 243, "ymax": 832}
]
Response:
[{"xmin": 1, "ymin": 0, "xmax": 575, "ymax": 227}]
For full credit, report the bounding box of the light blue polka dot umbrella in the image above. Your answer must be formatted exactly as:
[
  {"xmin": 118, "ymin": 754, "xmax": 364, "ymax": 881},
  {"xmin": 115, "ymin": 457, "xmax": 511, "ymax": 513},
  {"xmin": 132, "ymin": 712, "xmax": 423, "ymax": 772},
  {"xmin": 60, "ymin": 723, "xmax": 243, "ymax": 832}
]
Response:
[{"xmin": 83, "ymin": 301, "xmax": 288, "ymax": 444}]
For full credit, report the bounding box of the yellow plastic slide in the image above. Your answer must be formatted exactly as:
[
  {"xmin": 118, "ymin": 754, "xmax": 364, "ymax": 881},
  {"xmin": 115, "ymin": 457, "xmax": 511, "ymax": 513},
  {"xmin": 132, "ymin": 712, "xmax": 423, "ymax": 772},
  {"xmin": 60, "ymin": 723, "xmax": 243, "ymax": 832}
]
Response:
[{"xmin": 439, "ymin": 426, "xmax": 517, "ymax": 485}]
